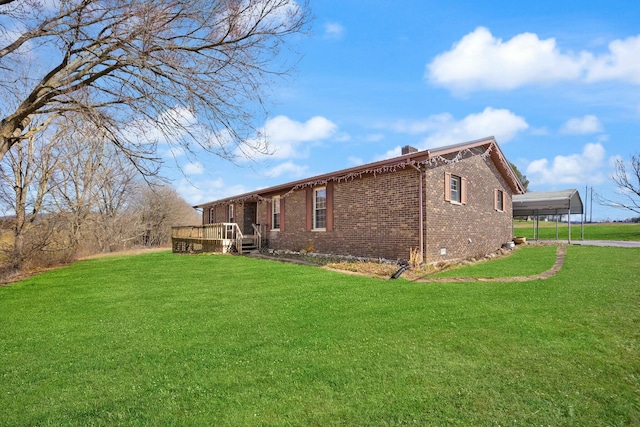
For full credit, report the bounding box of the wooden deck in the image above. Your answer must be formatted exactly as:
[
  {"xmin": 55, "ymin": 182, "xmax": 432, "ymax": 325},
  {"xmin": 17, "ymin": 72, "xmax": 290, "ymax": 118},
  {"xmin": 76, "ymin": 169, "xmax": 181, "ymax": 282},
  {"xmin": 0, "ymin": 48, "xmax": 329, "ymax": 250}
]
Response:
[{"xmin": 171, "ymin": 223, "xmax": 261, "ymax": 254}]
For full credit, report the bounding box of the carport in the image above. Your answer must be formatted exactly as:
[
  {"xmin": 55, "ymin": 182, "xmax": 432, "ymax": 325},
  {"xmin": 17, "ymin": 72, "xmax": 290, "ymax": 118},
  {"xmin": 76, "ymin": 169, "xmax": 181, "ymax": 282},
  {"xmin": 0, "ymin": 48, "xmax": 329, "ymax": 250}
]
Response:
[{"xmin": 512, "ymin": 189, "xmax": 584, "ymax": 243}]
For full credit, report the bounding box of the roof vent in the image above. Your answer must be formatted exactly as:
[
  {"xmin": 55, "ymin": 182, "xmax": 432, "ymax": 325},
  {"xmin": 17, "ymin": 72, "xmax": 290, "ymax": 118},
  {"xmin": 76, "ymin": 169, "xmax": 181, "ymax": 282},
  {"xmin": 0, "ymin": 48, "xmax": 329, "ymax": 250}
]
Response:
[{"xmin": 401, "ymin": 145, "xmax": 418, "ymax": 155}]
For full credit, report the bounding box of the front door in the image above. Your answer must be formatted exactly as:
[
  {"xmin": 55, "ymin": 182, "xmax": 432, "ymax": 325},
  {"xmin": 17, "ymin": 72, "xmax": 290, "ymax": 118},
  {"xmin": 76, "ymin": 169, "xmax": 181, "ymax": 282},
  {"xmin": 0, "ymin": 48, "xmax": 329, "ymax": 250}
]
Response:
[{"xmin": 243, "ymin": 202, "xmax": 257, "ymax": 235}]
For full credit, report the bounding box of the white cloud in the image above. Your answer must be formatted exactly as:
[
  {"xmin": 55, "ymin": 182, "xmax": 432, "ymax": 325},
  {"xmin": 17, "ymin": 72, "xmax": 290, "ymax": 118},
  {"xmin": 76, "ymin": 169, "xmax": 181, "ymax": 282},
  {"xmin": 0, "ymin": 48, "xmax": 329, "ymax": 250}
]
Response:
[
  {"xmin": 525, "ymin": 142, "xmax": 606, "ymax": 185},
  {"xmin": 363, "ymin": 133, "xmax": 385, "ymax": 142},
  {"xmin": 390, "ymin": 113, "xmax": 451, "ymax": 134},
  {"xmin": 324, "ymin": 22, "xmax": 345, "ymax": 40},
  {"xmin": 175, "ymin": 177, "xmax": 250, "ymax": 206},
  {"xmin": 427, "ymin": 27, "xmax": 585, "ymax": 91},
  {"xmin": 560, "ymin": 115, "xmax": 604, "ymax": 134},
  {"xmin": 242, "ymin": 115, "xmax": 338, "ymax": 160},
  {"xmin": 389, "ymin": 107, "xmax": 528, "ymax": 149},
  {"xmin": 184, "ymin": 162, "xmax": 204, "ymax": 175},
  {"xmin": 267, "ymin": 161, "xmax": 308, "ymax": 178},
  {"xmin": 423, "ymin": 108, "xmax": 528, "ymax": 148},
  {"xmin": 347, "ymin": 156, "xmax": 364, "ymax": 166},
  {"xmin": 164, "ymin": 146, "xmax": 186, "ymax": 159},
  {"xmin": 586, "ymin": 34, "xmax": 640, "ymax": 84},
  {"xmin": 427, "ymin": 27, "xmax": 640, "ymax": 92},
  {"xmin": 334, "ymin": 132, "xmax": 352, "ymax": 142},
  {"xmin": 375, "ymin": 146, "xmax": 402, "ymax": 161}
]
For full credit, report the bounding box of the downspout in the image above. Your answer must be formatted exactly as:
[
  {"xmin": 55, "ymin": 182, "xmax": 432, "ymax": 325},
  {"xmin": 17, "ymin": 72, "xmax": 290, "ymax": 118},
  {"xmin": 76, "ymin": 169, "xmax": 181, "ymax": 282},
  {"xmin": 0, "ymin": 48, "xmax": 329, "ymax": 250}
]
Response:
[{"xmin": 410, "ymin": 164, "xmax": 424, "ymax": 263}]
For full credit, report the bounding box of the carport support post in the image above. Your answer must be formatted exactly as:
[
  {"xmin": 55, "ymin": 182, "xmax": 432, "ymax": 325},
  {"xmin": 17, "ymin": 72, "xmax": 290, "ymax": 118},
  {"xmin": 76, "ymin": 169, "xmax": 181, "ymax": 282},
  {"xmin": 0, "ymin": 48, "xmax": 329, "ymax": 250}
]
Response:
[
  {"xmin": 532, "ymin": 214, "xmax": 535, "ymax": 240},
  {"xmin": 568, "ymin": 204, "xmax": 572, "ymax": 244}
]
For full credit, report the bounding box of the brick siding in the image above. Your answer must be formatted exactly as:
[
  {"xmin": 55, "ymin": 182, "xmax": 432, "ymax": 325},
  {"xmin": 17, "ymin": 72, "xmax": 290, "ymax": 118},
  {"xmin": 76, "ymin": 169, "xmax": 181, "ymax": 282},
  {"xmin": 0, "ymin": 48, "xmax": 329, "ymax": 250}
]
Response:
[
  {"xmin": 264, "ymin": 168, "xmax": 421, "ymax": 260},
  {"xmin": 423, "ymin": 154, "xmax": 513, "ymax": 262}
]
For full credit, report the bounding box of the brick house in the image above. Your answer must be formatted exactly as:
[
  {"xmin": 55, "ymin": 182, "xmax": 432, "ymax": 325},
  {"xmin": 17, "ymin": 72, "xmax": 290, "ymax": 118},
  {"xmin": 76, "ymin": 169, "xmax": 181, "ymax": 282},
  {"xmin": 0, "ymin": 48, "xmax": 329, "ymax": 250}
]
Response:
[{"xmin": 177, "ymin": 136, "xmax": 525, "ymax": 263}]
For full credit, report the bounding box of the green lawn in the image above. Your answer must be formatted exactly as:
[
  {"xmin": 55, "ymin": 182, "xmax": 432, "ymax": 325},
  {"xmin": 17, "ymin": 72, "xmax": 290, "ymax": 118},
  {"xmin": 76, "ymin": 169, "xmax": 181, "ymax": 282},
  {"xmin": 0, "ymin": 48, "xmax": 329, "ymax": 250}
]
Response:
[
  {"xmin": 430, "ymin": 244, "xmax": 558, "ymax": 278},
  {"xmin": 514, "ymin": 221, "xmax": 640, "ymax": 241},
  {"xmin": 1, "ymin": 249, "xmax": 639, "ymax": 426}
]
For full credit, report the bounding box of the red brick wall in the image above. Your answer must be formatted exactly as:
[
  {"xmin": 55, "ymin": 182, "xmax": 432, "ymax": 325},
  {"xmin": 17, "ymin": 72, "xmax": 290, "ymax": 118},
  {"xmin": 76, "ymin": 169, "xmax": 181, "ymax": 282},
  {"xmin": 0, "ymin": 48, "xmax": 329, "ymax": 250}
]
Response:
[
  {"xmin": 423, "ymin": 154, "xmax": 514, "ymax": 262},
  {"xmin": 265, "ymin": 168, "xmax": 422, "ymax": 260}
]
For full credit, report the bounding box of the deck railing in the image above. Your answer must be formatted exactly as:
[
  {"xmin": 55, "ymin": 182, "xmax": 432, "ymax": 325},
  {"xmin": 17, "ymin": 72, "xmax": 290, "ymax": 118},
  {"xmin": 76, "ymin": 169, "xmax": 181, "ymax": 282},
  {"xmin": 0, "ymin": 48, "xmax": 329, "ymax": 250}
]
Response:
[
  {"xmin": 251, "ymin": 223, "xmax": 263, "ymax": 250},
  {"xmin": 172, "ymin": 223, "xmax": 241, "ymax": 240},
  {"xmin": 171, "ymin": 223, "xmax": 249, "ymax": 254}
]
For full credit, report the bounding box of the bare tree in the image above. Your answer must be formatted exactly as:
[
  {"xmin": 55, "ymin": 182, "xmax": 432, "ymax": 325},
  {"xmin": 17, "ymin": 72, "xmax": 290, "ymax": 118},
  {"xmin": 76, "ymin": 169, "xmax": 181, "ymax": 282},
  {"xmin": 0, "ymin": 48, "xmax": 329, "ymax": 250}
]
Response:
[
  {"xmin": 596, "ymin": 152, "xmax": 640, "ymax": 216},
  {"xmin": 49, "ymin": 119, "xmax": 140, "ymax": 254},
  {"xmin": 126, "ymin": 184, "xmax": 199, "ymax": 247},
  {"xmin": 0, "ymin": 0, "xmax": 310, "ymax": 170},
  {"xmin": 89, "ymin": 149, "xmax": 139, "ymax": 252},
  {"xmin": 0, "ymin": 123, "xmax": 58, "ymax": 270}
]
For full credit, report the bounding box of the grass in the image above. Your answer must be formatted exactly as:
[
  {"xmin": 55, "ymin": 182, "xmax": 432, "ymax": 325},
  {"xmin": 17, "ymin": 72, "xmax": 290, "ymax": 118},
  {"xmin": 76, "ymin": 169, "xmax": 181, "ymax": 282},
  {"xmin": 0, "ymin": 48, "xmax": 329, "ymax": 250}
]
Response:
[
  {"xmin": 514, "ymin": 220, "xmax": 640, "ymax": 241},
  {"xmin": 429, "ymin": 244, "xmax": 558, "ymax": 278},
  {"xmin": 1, "ymin": 249, "xmax": 639, "ymax": 426}
]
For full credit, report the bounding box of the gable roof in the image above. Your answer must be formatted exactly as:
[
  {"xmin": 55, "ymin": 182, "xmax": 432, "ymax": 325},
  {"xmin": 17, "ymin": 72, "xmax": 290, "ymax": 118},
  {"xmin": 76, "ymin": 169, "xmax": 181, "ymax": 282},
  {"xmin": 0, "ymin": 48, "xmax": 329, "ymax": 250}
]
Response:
[
  {"xmin": 513, "ymin": 189, "xmax": 584, "ymax": 216},
  {"xmin": 195, "ymin": 136, "xmax": 525, "ymax": 208}
]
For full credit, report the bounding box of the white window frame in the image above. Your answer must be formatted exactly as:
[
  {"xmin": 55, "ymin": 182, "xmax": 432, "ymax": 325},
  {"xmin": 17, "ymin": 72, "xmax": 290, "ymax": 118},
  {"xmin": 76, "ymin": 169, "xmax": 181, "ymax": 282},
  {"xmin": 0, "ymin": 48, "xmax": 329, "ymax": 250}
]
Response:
[
  {"xmin": 228, "ymin": 204, "xmax": 234, "ymax": 223},
  {"xmin": 209, "ymin": 207, "xmax": 215, "ymax": 224},
  {"xmin": 271, "ymin": 196, "xmax": 281, "ymax": 231},
  {"xmin": 445, "ymin": 172, "xmax": 467, "ymax": 205},
  {"xmin": 313, "ymin": 187, "xmax": 327, "ymax": 231},
  {"xmin": 495, "ymin": 189, "xmax": 505, "ymax": 212},
  {"xmin": 450, "ymin": 175, "xmax": 462, "ymax": 204}
]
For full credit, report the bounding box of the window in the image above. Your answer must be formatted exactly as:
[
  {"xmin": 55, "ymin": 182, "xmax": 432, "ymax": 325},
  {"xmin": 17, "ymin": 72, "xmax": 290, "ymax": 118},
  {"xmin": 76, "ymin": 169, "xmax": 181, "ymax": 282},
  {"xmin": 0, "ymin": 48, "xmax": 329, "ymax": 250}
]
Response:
[
  {"xmin": 313, "ymin": 187, "xmax": 327, "ymax": 230},
  {"xmin": 444, "ymin": 172, "xmax": 467, "ymax": 204},
  {"xmin": 495, "ymin": 189, "xmax": 505, "ymax": 212},
  {"xmin": 228, "ymin": 204, "xmax": 234, "ymax": 223},
  {"xmin": 306, "ymin": 184, "xmax": 333, "ymax": 232},
  {"xmin": 209, "ymin": 207, "xmax": 215, "ymax": 224},
  {"xmin": 450, "ymin": 175, "xmax": 461, "ymax": 203},
  {"xmin": 272, "ymin": 196, "xmax": 281, "ymax": 230}
]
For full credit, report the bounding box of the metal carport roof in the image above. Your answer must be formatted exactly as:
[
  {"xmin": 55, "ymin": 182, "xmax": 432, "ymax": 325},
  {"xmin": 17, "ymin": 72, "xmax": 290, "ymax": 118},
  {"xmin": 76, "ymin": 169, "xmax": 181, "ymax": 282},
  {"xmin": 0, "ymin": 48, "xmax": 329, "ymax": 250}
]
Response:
[
  {"xmin": 512, "ymin": 189, "xmax": 585, "ymax": 242},
  {"xmin": 513, "ymin": 189, "xmax": 583, "ymax": 217}
]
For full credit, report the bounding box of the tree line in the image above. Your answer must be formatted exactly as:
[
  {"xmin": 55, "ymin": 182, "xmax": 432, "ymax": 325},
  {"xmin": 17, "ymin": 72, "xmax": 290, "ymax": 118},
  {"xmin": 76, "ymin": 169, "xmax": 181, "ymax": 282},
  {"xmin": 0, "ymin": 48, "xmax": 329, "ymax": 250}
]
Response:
[
  {"xmin": 0, "ymin": 0, "xmax": 310, "ymax": 279},
  {"xmin": 0, "ymin": 119, "xmax": 199, "ymax": 278}
]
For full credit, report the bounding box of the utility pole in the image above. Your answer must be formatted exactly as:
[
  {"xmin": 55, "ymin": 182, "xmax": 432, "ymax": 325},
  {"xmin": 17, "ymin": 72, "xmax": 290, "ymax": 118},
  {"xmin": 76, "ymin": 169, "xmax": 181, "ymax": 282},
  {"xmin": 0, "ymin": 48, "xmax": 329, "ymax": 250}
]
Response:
[
  {"xmin": 585, "ymin": 185, "xmax": 588, "ymax": 224},
  {"xmin": 590, "ymin": 186, "xmax": 593, "ymax": 223}
]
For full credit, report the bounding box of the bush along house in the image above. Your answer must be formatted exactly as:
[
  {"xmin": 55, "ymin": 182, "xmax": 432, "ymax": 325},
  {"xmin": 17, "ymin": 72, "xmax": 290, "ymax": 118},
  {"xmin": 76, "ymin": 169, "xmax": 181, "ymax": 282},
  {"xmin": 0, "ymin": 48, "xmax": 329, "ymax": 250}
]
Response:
[{"xmin": 172, "ymin": 136, "xmax": 526, "ymax": 263}]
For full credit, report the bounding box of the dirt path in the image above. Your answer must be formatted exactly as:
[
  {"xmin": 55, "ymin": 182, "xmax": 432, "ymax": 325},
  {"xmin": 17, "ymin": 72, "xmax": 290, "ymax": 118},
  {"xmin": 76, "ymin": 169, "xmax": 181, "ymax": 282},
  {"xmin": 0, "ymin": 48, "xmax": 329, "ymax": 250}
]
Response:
[
  {"xmin": 414, "ymin": 245, "xmax": 566, "ymax": 283},
  {"xmin": 78, "ymin": 246, "xmax": 170, "ymax": 260}
]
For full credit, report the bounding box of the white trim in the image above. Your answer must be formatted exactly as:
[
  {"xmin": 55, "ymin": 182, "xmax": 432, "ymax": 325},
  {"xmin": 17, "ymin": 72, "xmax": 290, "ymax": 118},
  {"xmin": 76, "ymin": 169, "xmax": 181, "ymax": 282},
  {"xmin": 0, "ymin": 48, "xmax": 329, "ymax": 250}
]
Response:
[
  {"xmin": 495, "ymin": 189, "xmax": 505, "ymax": 212},
  {"xmin": 450, "ymin": 174, "xmax": 461, "ymax": 203},
  {"xmin": 271, "ymin": 195, "xmax": 281, "ymax": 231},
  {"xmin": 313, "ymin": 187, "xmax": 327, "ymax": 231}
]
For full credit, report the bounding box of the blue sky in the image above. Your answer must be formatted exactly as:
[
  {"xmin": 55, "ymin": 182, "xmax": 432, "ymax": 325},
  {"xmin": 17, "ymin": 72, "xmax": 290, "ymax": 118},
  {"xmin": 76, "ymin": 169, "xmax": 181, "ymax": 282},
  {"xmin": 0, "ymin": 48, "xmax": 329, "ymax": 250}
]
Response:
[{"xmin": 171, "ymin": 0, "xmax": 640, "ymax": 221}]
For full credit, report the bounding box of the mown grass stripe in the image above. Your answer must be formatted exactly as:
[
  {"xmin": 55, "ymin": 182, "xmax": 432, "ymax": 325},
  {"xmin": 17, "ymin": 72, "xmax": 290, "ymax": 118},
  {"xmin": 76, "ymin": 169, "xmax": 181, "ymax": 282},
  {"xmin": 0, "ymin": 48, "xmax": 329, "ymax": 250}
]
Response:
[{"xmin": 0, "ymin": 248, "xmax": 638, "ymax": 426}]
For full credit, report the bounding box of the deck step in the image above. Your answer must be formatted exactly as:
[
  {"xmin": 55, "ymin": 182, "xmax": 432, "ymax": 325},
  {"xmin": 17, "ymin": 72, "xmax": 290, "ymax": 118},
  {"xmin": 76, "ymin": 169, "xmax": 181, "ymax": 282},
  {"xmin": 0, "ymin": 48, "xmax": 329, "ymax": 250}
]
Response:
[{"xmin": 241, "ymin": 238, "xmax": 258, "ymax": 252}]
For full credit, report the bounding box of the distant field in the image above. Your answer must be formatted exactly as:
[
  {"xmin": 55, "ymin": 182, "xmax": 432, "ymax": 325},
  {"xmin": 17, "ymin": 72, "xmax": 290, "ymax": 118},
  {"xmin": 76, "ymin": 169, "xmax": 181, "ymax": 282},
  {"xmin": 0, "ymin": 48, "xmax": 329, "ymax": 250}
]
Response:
[
  {"xmin": 1, "ymin": 248, "xmax": 638, "ymax": 426},
  {"xmin": 0, "ymin": 230, "xmax": 12, "ymax": 263},
  {"xmin": 514, "ymin": 221, "xmax": 640, "ymax": 241}
]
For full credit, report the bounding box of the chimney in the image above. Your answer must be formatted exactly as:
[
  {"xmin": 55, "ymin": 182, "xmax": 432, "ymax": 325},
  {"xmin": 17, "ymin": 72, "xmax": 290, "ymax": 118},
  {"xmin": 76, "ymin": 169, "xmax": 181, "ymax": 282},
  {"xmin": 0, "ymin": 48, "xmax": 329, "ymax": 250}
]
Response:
[{"xmin": 401, "ymin": 145, "xmax": 418, "ymax": 155}]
